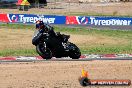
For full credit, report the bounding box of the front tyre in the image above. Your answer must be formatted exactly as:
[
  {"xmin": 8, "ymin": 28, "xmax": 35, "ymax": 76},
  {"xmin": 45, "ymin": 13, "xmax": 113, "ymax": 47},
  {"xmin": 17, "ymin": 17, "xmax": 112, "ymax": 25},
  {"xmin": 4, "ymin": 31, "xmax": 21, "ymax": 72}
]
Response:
[
  {"xmin": 36, "ymin": 44, "xmax": 52, "ymax": 60},
  {"xmin": 68, "ymin": 43, "xmax": 81, "ymax": 59}
]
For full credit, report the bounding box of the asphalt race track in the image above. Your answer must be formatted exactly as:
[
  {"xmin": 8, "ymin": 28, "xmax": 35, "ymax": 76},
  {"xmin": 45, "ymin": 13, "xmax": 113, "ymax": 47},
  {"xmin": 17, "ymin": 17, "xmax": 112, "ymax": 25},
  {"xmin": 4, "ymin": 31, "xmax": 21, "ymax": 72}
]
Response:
[
  {"xmin": 0, "ymin": 57, "xmax": 132, "ymax": 63},
  {"xmin": 56, "ymin": 24, "xmax": 132, "ymax": 30}
]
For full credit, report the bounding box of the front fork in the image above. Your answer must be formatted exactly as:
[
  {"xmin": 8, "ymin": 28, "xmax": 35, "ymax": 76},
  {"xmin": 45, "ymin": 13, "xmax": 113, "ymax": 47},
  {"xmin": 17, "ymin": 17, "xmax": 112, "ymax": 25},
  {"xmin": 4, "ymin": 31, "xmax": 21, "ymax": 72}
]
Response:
[{"xmin": 43, "ymin": 42, "xmax": 47, "ymax": 52}]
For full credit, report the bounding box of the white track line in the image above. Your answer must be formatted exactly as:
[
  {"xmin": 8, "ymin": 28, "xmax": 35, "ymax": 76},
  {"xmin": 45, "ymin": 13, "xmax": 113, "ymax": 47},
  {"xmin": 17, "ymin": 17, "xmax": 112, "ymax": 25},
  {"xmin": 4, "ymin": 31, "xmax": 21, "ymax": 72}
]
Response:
[{"xmin": 0, "ymin": 58, "xmax": 132, "ymax": 63}]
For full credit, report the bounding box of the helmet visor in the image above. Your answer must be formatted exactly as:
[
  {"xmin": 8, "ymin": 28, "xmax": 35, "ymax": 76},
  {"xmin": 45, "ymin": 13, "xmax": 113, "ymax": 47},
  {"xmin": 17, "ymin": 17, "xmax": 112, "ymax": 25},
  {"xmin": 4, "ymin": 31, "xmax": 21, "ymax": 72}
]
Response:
[{"xmin": 36, "ymin": 24, "xmax": 40, "ymax": 29}]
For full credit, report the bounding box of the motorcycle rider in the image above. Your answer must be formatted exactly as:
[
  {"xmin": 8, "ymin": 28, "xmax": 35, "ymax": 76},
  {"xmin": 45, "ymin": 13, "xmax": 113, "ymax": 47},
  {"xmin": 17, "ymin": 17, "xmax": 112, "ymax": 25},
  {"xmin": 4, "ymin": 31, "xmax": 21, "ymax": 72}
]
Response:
[
  {"xmin": 32, "ymin": 20, "xmax": 56, "ymax": 45},
  {"xmin": 33, "ymin": 20, "xmax": 69, "ymax": 49},
  {"xmin": 35, "ymin": 20, "xmax": 56, "ymax": 37}
]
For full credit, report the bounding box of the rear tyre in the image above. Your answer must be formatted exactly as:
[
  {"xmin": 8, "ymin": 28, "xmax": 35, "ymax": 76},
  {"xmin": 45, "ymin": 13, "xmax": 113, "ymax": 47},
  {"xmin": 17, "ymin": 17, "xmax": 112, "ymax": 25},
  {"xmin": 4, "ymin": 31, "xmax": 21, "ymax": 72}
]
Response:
[
  {"xmin": 68, "ymin": 42, "xmax": 81, "ymax": 59},
  {"xmin": 36, "ymin": 44, "xmax": 52, "ymax": 60}
]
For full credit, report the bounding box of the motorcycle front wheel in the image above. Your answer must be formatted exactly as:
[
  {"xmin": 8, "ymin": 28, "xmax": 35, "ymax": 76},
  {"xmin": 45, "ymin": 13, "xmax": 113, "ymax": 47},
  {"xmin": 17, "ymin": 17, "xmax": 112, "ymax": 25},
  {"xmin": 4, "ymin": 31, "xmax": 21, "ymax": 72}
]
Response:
[
  {"xmin": 36, "ymin": 44, "xmax": 52, "ymax": 60},
  {"xmin": 68, "ymin": 42, "xmax": 81, "ymax": 59}
]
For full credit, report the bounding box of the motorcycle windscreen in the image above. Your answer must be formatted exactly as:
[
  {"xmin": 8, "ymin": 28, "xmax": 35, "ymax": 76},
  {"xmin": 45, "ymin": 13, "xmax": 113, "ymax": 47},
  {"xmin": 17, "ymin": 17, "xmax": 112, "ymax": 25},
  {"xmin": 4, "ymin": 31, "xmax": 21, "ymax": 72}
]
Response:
[{"xmin": 32, "ymin": 30, "xmax": 39, "ymax": 39}]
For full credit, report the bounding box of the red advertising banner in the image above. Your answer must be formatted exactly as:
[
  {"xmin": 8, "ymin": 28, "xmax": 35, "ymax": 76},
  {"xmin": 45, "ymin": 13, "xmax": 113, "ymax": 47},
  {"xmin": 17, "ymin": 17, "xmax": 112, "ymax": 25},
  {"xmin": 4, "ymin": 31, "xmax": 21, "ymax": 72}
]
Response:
[
  {"xmin": 66, "ymin": 16, "xmax": 78, "ymax": 24},
  {"xmin": 0, "ymin": 14, "xmax": 9, "ymax": 23},
  {"xmin": 0, "ymin": 14, "xmax": 132, "ymax": 26},
  {"xmin": 66, "ymin": 16, "xmax": 89, "ymax": 25},
  {"xmin": 0, "ymin": 14, "xmax": 66, "ymax": 24}
]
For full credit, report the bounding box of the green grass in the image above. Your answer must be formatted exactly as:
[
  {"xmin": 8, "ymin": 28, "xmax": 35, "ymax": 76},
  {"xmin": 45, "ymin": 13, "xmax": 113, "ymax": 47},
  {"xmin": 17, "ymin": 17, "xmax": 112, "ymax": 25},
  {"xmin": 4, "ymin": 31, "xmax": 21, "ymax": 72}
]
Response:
[
  {"xmin": 0, "ymin": 49, "xmax": 37, "ymax": 57},
  {"xmin": 0, "ymin": 23, "xmax": 132, "ymax": 56},
  {"xmin": 1, "ymin": 23, "xmax": 132, "ymax": 39},
  {"xmin": 0, "ymin": 45, "xmax": 132, "ymax": 56},
  {"xmin": 81, "ymin": 45, "xmax": 132, "ymax": 54},
  {"xmin": 0, "ymin": 23, "xmax": 34, "ymax": 30}
]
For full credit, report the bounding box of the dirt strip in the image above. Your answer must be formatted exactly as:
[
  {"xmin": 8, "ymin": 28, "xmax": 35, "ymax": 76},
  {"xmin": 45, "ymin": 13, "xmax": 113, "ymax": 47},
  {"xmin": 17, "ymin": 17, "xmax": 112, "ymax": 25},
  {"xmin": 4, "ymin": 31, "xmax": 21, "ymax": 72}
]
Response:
[{"xmin": 0, "ymin": 60, "xmax": 131, "ymax": 88}]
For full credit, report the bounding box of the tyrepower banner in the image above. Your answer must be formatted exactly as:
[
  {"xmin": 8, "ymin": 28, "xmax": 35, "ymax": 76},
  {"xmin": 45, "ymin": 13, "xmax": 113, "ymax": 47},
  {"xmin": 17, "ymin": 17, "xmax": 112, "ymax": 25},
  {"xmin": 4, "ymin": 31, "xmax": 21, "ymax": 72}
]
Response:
[
  {"xmin": 0, "ymin": 14, "xmax": 132, "ymax": 26},
  {"xmin": 66, "ymin": 16, "xmax": 132, "ymax": 26},
  {"xmin": 0, "ymin": 14, "xmax": 9, "ymax": 23},
  {"xmin": 0, "ymin": 14, "xmax": 66, "ymax": 24}
]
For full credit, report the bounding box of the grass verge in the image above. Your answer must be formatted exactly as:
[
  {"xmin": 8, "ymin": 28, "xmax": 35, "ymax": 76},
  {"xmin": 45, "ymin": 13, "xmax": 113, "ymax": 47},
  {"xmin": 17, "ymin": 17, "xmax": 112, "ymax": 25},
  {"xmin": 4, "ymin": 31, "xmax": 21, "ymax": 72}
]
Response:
[
  {"xmin": 0, "ymin": 49, "xmax": 37, "ymax": 57},
  {"xmin": 0, "ymin": 23, "xmax": 132, "ymax": 56}
]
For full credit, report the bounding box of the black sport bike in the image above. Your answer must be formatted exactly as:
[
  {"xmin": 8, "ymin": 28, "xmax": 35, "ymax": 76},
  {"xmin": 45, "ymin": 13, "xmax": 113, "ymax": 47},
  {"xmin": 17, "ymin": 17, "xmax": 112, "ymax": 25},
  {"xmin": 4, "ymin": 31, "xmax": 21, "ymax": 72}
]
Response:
[{"xmin": 32, "ymin": 27, "xmax": 81, "ymax": 60}]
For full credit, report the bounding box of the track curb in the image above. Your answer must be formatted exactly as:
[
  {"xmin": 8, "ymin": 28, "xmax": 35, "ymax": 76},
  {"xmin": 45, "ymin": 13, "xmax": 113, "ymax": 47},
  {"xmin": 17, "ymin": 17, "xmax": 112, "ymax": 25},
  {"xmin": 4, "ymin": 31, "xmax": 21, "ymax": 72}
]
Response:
[{"xmin": 0, "ymin": 54, "xmax": 132, "ymax": 61}]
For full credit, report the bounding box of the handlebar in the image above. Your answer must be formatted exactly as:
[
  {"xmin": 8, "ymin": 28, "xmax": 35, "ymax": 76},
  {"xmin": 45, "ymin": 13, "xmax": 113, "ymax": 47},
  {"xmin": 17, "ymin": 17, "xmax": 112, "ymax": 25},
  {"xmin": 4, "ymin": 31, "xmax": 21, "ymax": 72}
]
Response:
[{"xmin": 43, "ymin": 33, "xmax": 49, "ymax": 37}]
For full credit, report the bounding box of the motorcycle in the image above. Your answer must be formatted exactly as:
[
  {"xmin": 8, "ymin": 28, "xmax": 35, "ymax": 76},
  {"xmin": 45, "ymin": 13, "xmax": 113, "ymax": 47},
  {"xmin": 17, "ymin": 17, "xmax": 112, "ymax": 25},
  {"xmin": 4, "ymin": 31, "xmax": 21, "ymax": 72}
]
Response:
[{"xmin": 32, "ymin": 26, "xmax": 81, "ymax": 60}]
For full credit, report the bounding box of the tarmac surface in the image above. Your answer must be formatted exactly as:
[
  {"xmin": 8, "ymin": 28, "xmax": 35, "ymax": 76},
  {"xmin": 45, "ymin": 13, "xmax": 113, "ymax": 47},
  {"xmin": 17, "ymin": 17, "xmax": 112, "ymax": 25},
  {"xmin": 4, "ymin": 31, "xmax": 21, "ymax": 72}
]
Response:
[{"xmin": 56, "ymin": 24, "xmax": 132, "ymax": 30}]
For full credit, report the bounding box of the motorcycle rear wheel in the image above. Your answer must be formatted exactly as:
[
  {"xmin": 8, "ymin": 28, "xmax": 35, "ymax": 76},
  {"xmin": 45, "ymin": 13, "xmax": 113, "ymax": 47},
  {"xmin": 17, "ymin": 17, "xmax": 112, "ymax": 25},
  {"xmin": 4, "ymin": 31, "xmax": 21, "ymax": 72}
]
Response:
[{"xmin": 36, "ymin": 44, "xmax": 52, "ymax": 60}]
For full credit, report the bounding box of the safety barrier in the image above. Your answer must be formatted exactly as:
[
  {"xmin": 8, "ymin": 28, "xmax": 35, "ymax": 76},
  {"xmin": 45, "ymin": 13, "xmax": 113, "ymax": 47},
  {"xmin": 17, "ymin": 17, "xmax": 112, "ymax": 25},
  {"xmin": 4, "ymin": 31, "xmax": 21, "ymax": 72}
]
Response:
[{"xmin": 0, "ymin": 14, "xmax": 132, "ymax": 26}]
